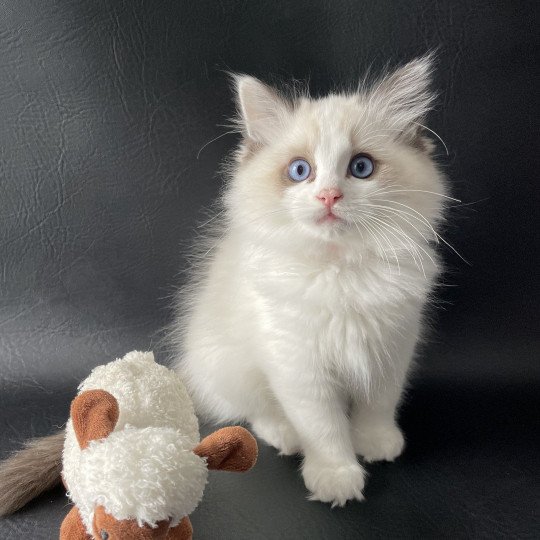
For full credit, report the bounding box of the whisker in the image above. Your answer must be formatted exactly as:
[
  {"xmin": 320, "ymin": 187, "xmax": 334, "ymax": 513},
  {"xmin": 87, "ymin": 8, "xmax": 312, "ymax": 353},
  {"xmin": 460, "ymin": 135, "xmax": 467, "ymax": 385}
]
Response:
[
  {"xmin": 197, "ymin": 130, "xmax": 240, "ymax": 159},
  {"xmin": 371, "ymin": 198, "xmax": 440, "ymax": 241},
  {"xmin": 372, "ymin": 199, "xmax": 470, "ymax": 265},
  {"xmin": 412, "ymin": 121, "xmax": 449, "ymax": 156},
  {"xmin": 196, "ymin": 209, "xmax": 225, "ymax": 228},
  {"xmin": 354, "ymin": 216, "xmax": 392, "ymax": 272},
  {"xmin": 361, "ymin": 202, "xmax": 436, "ymax": 244},
  {"xmin": 362, "ymin": 212, "xmax": 426, "ymax": 276},
  {"xmin": 367, "ymin": 211, "xmax": 437, "ymax": 271},
  {"xmin": 447, "ymin": 197, "xmax": 490, "ymax": 209},
  {"xmin": 193, "ymin": 207, "xmax": 295, "ymax": 260},
  {"xmin": 361, "ymin": 216, "xmax": 402, "ymax": 274},
  {"xmin": 374, "ymin": 189, "xmax": 461, "ymax": 202}
]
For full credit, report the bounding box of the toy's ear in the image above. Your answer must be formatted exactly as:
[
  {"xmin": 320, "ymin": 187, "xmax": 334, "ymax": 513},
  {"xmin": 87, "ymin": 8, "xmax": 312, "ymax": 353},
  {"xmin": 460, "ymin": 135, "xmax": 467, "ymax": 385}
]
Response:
[
  {"xmin": 70, "ymin": 389, "xmax": 119, "ymax": 450},
  {"xmin": 193, "ymin": 426, "xmax": 258, "ymax": 472}
]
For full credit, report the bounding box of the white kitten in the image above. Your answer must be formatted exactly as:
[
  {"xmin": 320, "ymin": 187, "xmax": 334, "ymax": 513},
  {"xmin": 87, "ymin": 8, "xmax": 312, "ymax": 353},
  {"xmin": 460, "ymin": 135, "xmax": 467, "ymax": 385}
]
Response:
[{"xmin": 171, "ymin": 55, "xmax": 447, "ymax": 506}]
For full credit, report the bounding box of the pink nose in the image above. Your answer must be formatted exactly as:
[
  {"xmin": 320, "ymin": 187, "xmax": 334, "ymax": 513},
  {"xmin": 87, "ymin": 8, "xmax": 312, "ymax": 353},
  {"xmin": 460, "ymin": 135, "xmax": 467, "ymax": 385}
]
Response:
[{"xmin": 317, "ymin": 188, "xmax": 343, "ymax": 208}]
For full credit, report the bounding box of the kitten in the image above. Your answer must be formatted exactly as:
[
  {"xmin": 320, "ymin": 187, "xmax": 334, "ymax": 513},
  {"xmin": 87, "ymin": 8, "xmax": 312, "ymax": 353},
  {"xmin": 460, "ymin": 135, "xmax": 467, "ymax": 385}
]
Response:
[{"xmin": 172, "ymin": 55, "xmax": 447, "ymax": 506}]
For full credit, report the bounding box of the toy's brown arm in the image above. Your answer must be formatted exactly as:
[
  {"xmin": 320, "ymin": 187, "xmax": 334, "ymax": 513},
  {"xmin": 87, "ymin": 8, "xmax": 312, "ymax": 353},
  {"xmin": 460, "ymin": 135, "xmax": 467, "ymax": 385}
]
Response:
[
  {"xmin": 60, "ymin": 506, "xmax": 91, "ymax": 540},
  {"xmin": 193, "ymin": 426, "xmax": 258, "ymax": 472},
  {"xmin": 166, "ymin": 516, "xmax": 193, "ymax": 540}
]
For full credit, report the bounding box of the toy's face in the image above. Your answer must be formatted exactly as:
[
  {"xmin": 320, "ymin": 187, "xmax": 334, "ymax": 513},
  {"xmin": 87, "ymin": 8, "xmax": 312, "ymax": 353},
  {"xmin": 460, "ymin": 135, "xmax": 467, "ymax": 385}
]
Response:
[
  {"xmin": 92, "ymin": 505, "xmax": 171, "ymax": 539},
  {"xmin": 92, "ymin": 506, "xmax": 193, "ymax": 540}
]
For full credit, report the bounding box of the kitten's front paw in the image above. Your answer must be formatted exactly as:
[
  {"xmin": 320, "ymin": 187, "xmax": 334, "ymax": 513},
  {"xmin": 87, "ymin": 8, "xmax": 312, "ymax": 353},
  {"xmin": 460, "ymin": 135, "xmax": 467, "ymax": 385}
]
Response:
[
  {"xmin": 302, "ymin": 459, "xmax": 365, "ymax": 507},
  {"xmin": 251, "ymin": 418, "xmax": 301, "ymax": 456},
  {"xmin": 352, "ymin": 425, "xmax": 405, "ymax": 462}
]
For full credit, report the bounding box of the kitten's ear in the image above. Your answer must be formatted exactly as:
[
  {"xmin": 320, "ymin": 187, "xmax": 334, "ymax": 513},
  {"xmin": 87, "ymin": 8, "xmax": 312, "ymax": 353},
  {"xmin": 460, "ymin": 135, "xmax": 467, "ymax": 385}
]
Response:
[
  {"xmin": 372, "ymin": 55, "xmax": 436, "ymax": 141},
  {"xmin": 233, "ymin": 75, "xmax": 290, "ymax": 144}
]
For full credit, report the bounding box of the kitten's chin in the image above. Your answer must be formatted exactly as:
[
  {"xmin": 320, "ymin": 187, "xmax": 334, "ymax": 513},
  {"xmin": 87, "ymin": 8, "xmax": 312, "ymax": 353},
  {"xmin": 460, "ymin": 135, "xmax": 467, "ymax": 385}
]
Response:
[{"xmin": 296, "ymin": 213, "xmax": 347, "ymax": 241}]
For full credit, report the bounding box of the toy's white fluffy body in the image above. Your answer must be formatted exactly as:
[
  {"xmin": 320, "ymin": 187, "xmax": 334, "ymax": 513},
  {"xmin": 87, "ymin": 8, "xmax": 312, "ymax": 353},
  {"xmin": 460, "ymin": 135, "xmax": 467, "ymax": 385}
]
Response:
[
  {"xmin": 63, "ymin": 351, "xmax": 207, "ymax": 534},
  {"xmin": 172, "ymin": 57, "xmax": 448, "ymax": 505}
]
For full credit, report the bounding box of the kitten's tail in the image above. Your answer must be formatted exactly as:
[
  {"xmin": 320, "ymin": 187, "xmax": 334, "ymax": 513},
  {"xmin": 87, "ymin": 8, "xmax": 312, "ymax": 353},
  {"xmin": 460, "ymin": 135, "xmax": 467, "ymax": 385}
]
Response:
[{"xmin": 0, "ymin": 431, "xmax": 64, "ymax": 516}]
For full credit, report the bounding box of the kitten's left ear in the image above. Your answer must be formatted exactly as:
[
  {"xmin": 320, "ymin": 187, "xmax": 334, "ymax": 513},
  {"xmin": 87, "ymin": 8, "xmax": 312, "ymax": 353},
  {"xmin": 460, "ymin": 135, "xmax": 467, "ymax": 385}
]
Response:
[
  {"xmin": 372, "ymin": 54, "xmax": 437, "ymax": 142},
  {"xmin": 233, "ymin": 75, "xmax": 291, "ymax": 145}
]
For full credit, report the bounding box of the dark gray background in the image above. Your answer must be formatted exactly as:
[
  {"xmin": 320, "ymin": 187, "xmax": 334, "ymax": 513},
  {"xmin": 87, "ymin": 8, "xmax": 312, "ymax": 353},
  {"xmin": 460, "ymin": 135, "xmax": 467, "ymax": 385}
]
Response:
[{"xmin": 1, "ymin": 1, "xmax": 538, "ymax": 538}]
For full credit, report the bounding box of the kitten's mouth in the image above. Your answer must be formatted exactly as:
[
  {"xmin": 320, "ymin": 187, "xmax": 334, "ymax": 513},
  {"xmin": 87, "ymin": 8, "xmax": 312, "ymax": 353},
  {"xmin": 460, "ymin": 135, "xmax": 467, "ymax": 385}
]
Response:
[{"xmin": 317, "ymin": 212, "xmax": 340, "ymax": 224}]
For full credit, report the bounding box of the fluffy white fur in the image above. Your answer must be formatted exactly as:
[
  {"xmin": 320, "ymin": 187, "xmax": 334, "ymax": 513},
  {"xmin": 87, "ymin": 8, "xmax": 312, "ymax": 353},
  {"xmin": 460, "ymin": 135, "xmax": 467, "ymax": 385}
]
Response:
[
  {"xmin": 63, "ymin": 351, "xmax": 207, "ymax": 534},
  {"xmin": 172, "ymin": 56, "xmax": 448, "ymax": 506},
  {"xmin": 77, "ymin": 350, "xmax": 199, "ymax": 437}
]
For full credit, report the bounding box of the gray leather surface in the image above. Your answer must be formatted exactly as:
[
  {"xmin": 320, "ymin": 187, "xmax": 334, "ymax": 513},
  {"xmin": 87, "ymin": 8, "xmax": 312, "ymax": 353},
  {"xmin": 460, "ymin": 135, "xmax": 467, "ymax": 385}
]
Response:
[{"xmin": 1, "ymin": 0, "xmax": 538, "ymax": 538}]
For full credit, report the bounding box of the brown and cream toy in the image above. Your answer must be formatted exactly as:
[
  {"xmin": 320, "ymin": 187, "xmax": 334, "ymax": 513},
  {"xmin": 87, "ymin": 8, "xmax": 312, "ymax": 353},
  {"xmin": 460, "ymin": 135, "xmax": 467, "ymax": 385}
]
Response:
[{"xmin": 60, "ymin": 351, "xmax": 257, "ymax": 540}]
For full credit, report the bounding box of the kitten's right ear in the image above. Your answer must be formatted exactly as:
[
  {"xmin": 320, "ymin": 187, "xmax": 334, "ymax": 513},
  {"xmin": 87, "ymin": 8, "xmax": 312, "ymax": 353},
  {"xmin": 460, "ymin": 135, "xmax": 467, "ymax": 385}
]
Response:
[{"xmin": 233, "ymin": 75, "xmax": 290, "ymax": 144}]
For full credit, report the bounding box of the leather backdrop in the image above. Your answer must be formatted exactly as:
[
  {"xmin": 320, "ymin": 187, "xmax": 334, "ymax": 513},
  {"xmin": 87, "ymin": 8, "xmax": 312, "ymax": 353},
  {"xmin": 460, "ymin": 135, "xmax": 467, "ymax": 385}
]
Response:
[{"xmin": 0, "ymin": 1, "xmax": 538, "ymax": 538}]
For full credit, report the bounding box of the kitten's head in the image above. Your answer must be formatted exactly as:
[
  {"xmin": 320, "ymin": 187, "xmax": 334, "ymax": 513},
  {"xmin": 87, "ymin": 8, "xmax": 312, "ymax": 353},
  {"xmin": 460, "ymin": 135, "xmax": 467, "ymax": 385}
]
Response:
[{"xmin": 225, "ymin": 55, "xmax": 446, "ymax": 254}]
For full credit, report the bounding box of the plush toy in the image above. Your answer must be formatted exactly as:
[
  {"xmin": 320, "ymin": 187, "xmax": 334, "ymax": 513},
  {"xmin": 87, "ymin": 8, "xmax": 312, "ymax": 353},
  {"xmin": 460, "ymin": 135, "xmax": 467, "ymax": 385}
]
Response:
[{"xmin": 60, "ymin": 351, "xmax": 258, "ymax": 540}]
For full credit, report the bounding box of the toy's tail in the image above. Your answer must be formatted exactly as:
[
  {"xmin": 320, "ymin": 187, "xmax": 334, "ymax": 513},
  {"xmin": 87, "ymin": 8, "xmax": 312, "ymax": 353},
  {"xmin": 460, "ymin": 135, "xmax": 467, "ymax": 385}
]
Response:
[{"xmin": 0, "ymin": 431, "xmax": 64, "ymax": 516}]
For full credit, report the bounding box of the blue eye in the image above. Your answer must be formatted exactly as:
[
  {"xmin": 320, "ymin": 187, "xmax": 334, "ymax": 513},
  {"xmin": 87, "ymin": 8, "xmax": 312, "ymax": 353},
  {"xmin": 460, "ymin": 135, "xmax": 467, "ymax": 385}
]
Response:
[
  {"xmin": 349, "ymin": 154, "xmax": 374, "ymax": 179},
  {"xmin": 288, "ymin": 159, "xmax": 311, "ymax": 182}
]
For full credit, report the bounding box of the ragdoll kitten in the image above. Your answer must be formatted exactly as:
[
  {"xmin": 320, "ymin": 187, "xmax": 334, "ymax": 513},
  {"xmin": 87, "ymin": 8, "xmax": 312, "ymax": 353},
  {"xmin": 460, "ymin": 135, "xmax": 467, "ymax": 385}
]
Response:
[{"xmin": 172, "ymin": 55, "xmax": 447, "ymax": 506}]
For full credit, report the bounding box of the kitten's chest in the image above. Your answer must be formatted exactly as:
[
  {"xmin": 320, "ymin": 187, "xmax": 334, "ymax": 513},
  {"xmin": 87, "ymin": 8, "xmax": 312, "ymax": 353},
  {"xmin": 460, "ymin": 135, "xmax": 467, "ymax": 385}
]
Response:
[
  {"xmin": 253, "ymin": 254, "xmax": 428, "ymax": 314},
  {"xmin": 249, "ymin": 252, "xmax": 434, "ymax": 362}
]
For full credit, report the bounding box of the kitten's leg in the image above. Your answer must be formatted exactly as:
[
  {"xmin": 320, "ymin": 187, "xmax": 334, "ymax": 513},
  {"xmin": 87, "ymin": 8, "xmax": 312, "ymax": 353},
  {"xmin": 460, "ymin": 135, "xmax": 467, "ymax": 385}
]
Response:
[
  {"xmin": 350, "ymin": 329, "xmax": 418, "ymax": 462},
  {"xmin": 350, "ymin": 380, "xmax": 406, "ymax": 462},
  {"xmin": 267, "ymin": 369, "xmax": 365, "ymax": 506},
  {"xmin": 182, "ymin": 340, "xmax": 301, "ymax": 456},
  {"xmin": 250, "ymin": 408, "xmax": 301, "ymax": 456}
]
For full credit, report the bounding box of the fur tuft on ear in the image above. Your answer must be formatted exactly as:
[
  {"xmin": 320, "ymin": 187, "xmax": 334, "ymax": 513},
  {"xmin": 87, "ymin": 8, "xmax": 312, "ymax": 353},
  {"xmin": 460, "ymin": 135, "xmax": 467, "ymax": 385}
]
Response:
[
  {"xmin": 193, "ymin": 426, "xmax": 258, "ymax": 472},
  {"xmin": 233, "ymin": 75, "xmax": 291, "ymax": 144},
  {"xmin": 370, "ymin": 54, "xmax": 437, "ymax": 140},
  {"xmin": 71, "ymin": 390, "xmax": 119, "ymax": 450}
]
